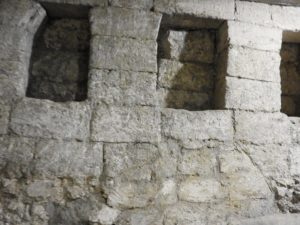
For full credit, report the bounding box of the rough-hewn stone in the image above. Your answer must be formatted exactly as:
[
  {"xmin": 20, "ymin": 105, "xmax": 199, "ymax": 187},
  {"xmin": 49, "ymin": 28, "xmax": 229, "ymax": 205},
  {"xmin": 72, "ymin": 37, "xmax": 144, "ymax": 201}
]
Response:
[
  {"xmin": 10, "ymin": 98, "xmax": 91, "ymax": 140},
  {"xmin": 109, "ymin": 0, "xmax": 153, "ymax": 9},
  {"xmin": 0, "ymin": 103, "xmax": 10, "ymax": 134},
  {"xmin": 90, "ymin": 36, "xmax": 157, "ymax": 72},
  {"xmin": 91, "ymin": 105, "xmax": 160, "ymax": 143},
  {"xmin": 162, "ymin": 109, "xmax": 234, "ymax": 148},
  {"xmin": 89, "ymin": 69, "xmax": 157, "ymax": 106},
  {"xmin": 91, "ymin": 7, "xmax": 161, "ymax": 40}
]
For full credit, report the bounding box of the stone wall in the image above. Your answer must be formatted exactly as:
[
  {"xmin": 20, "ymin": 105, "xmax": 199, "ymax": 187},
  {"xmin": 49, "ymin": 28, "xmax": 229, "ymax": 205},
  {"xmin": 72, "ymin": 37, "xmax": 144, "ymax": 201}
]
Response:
[{"xmin": 1, "ymin": 0, "xmax": 300, "ymax": 224}]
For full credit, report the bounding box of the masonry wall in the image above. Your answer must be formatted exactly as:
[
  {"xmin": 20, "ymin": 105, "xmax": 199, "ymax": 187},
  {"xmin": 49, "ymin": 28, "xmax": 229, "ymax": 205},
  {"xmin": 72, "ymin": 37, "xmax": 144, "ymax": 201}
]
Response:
[{"xmin": 1, "ymin": 0, "xmax": 300, "ymax": 225}]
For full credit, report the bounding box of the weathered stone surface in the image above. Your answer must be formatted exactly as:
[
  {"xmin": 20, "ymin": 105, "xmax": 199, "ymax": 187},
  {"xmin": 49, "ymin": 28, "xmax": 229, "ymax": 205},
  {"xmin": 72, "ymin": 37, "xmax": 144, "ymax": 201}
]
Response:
[
  {"xmin": 175, "ymin": 0, "xmax": 235, "ymax": 20},
  {"xmin": 163, "ymin": 203, "xmax": 207, "ymax": 225},
  {"xmin": 106, "ymin": 181, "xmax": 159, "ymax": 209},
  {"xmin": 90, "ymin": 36, "xmax": 157, "ymax": 72},
  {"xmin": 158, "ymin": 59, "xmax": 215, "ymax": 91},
  {"xmin": 89, "ymin": 205, "xmax": 120, "ymax": 225},
  {"xmin": 231, "ymin": 214, "xmax": 300, "ymax": 225},
  {"xmin": 10, "ymin": 98, "xmax": 91, "ymax": 140},
  {"xmin": 155, "ymin": 179, "xmax": 177, "ymax": 205},
  {"xmin": 154, "ymin": 0, "xmax": 177, "ymax": 14},
  {"xmin": 223, "ymin": 77, "xmax": 281, "ymax": 112},
  {"xmin": 109, "ymin": 0, "xmax": 153, "ymax": 9},
  {"xmin": 223, "ymin": 46, "xmax": 281, "ymax": 82},
  {"xmin": 88, "ymin": 69, "xmax": 156, "ymax": 106},
  {"xmin": 235, "ymin": 1, "xmax": 273, "ymax": 27},
  {"xmin": 0, "ymin": 103, "xmax": 10, "ymax": 134},
  {"xmin": 160, "ymin": 30, "xmax": 215, "ymax": 63},
  {"xmin": 161, "ymin": 109, "xmax": 234, "ymax": 148},
  {"xmin": 178, "ymin": 177, "xmax": 224, "ymax": 203},
  {"xmin": 290, "ymin": 117, "xmax": 300, "ymax": 143},
  {"xmin": 178, "ymin": 147, "xmax": 217, "ymax": 176},
  {"xmin": 34, "ymin": 140, "xmax": 103, "ymax": 178},
  {"xmin": 116, "ymin": 208, "xmax": 163, "ymax": 225},
  {"xmin": 104, "ymin": 143, "xmax": 159, "ymax": 179},
  {"xmin": 220, "ymin": 21, "xmax": 282, "ymax": 52},
  {"xmin": 0, "ymin": 137, "xmax": 35, "ymax": 178},
  {"xmin": 26, "ymin": 180, "xmax": 63, "ymax": 199},
  {"xmin": 91, "ymin": 7, "xmax": 161, "ymax": 40},
  {"xmin": 235, "ymin": 111, "xmax": 291, "ymax": 144},
  {"xmin": 240, "ymin": 144, "xmax": 290, "ymax": 179},
  {"xmin": 220, "ymin": 150, "xmax": 272, "ymax": 200},
  {"xmin": 272, "ymin": 5, "xmax": 300, "ymax": 30},
  {"xmin": 157, "ymin": 88, "xmax": 211, "ymax": 111},
  {"xmin": 91, "ymin": 105, "xmax": 160, "ymax": 143}
]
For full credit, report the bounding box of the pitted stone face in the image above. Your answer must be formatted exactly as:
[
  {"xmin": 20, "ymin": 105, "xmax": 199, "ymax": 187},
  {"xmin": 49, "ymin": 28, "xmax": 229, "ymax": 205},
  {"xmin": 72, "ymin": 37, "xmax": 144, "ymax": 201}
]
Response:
[{"xmin": 26, "ymin": 17, "xmax": 90, "ymax": 102}]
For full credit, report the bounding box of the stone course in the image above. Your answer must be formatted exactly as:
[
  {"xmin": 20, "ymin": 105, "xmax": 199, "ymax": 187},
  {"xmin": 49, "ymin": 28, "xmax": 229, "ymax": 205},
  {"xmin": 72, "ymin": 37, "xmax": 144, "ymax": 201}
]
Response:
[{"xmin": 1, "ymin": 0, "xmax": 300, "ymax": 224}]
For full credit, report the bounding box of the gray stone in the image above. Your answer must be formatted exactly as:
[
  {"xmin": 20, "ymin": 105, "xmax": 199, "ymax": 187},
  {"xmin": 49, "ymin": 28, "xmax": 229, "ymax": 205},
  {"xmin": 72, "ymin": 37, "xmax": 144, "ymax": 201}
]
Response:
[
  {"xmin": 91, "ymin": 7, "xmax": 161, "ymax": 40},
  {"xmin": 26, "ymin": 180, "xmax": 63, "ymax": 200},
  {"xmin": 34, "ymin": 140, "xmax": 103, "ymax": 178},
  {"xmin": 158, "ymin": 59, "xmax": 215, "ymax": 92},
  {"xmin": 91, "ymin": 105, "xmax": 160, "ymax": 143},
  {"xmin": 89, "ymin": 205, "xmax": 120, "ymax": 225},
  {"xmin": 290, "ymin": 117, "xmax": 300, "ymax": 143},
  {"xmin": 155, "ymin": 179, "xmax": 177, "ymax": 205},
  {"xmin": 220, "ymin": 21, "xmax": 282, "ymax": 52},
  {"xmin": 88, "ymin": 69, "xmax": 157, "ymax": 106},
  {"xmin": 178, "ymin": 177, "xmax": 225, "ymax": 203},
  {"xmin": 0, "ymin": 137, "xmax": 35, "ymax": 178},
  {"xmin": 272, "ymin": 5, "xmax": 300, "ymax": 31},
  {"xmin": 116, "ymin": 208, "xmax": 163, "ymax": 225},
  {"xmin": 104, "ymin": 143, "xmax": 159, "ymax": 179},
  {"xmin": 220, "ymin": 150, "xmax": 272, "ymax": 201},
  {"xmin": 10, "ymin": 98, "xmax": 91, "ymax": 140},
  {"xmin": 230, "ymin": 214, "xmax": 300, "ymax": 225},
  {"xmin": 290, "ymin": 145, "xmax": 300, "ymax": 176},
  {"xmin": 235, "ymin": 111, "xmax": 291, "ymax": 145},
  {"xmin": 161, "ymin": 109, "xmax": 234, "ymax": 148},
  {"xmin": 109, "ymin": 0, "xmax": 153, "ymax": 9},
  {"xmin": 175, "ymin": 0, "xmax": 235, "ymax": 20},
  {"xmin": 223, "ymin": 46, "xmax": 281, "ymax": 82},
  {"xmin": 0, "ymin": 103, "xmax": 10, "ymax": 134},
  {"xmin": 240, "ymin": 144, "xmax": 290, "ymax": 180},
  {"xmin": 161, "ymin": 30, "xmax": 215, "ymax": 63},
  {"xmin": 223, "ymin": 76, "xmax": 281, "ymax": 112},
  {"xmin": 90, "ymin": 36, "xmax": 157, "ymax": 73},
  {"xmin": 157, "ymin": 88, "xmax": 211, "ymax": 111},
  {"xmin": 178, "ymin": 147, "xmax": 217, "ymax": 176},
  {"xmin": 36, "ymin": 0, "xmax": 107, "ymax": 6}
]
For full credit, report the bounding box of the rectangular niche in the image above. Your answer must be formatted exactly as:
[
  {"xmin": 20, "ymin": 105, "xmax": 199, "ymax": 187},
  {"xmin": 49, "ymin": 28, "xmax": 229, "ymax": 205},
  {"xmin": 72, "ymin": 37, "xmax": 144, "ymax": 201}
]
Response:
[
  {"xmin": 280, "ymin": 31, "xmax": 300, "ymax": 117},
  {"xmin": 26, "ymin": 3, "xmax": 90, "ymax": 102},
  {"xmin": 157, "ymin": 15, "xmax": 225, "ymax": 111}
]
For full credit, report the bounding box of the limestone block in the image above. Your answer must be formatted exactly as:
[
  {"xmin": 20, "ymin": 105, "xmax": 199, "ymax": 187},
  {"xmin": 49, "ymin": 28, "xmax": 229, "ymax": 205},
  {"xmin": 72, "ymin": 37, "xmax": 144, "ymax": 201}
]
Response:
[
  {"xmin": 104, "ymin": 143, "xmax": 159, "ymax": 179},
  {"xmin": 0, "ymin": 103, "xmax": 10, "ymax": 134},
  {"xmin": 0, "ymin": 137, "xmax": 35, "ymax": 178},
  {"xmin": 34, "ymin": 140, "xmax": 103, "ymax": 178},
  {"xmin": 158, "ymin": 59, "xmax": 215, "ymax": 91},
  {"xmin": 231, "ymin": 214, "xmax": 300, "ymax": 225},
  {"xmin": 178, "ymin": 177, "xmax": 225, "ymax": 203},
  {"xmin": 157, "ymin": 88, "xmax": 210, "ymax": 111},
  {"xmin": 154, "ymin": 0, "xmax": 176, "ymax": 14},
  {"xmin": 90, "ymin": 36, "xmax": 157, "ymax": 72},
  {"xmin": 240, "ymin": 144, "xmax": 290, "ymax": 180},
  {"xmin": 290, "ymin": 145, "xmax": 300, "ymax": 176},
  {"xmin": 88, "ymin": 69, "xmax": 157, "ymax": 106},
  {"xmin": 91, "ymin": 7, "xmax": 161, "ymax": 40},
  {"xmin": 155, "ymin": 179, "xmax": 177, "ymax": 205},
  {"xmin": 235, "ymin": 111, "xmax": 291, "ymax": 145},
  {"xmin": 220, "ymin": 150, "xmax": 272, "ymax": 201},
  {"xmin": 178, "ymin": 147, "xmax": 217, "ymax": 176},
  {"xmin": 235, "ymin": 1, "xmax": 273, "ymax": 27},
  {"xmin": 109, "ymin": 0, "xmax": 153, "ymax": 9},
  {"xmin": 272, "ymin": 5, "xmax": 300, "ymax": 31},
  {"xmin": 220, "ymin": 21, "xmax": 282, "ymax": 52},
  {"xmin": 223, "ymin": 46, "xmax": 281, "ymax": 82},
  {"xmin": 117, "ymin": 208, "xmax": 163, "ymax": 225},
  {"xmin": 161, "ymin": 109, "xmax": 234, "ymax": 148},
  {"xmin": 223, "ymin": 77, "xmax": 281, "ymax": 112},
  {"xmin": 10, "ymin": 98, "xmax": 91, "ymax": 140},
  {"xmin": 26, "ymin": 180, "xmax": 63, "ymax": 199},
  {"xmin": 176, "ymin": 0, "xmax": 235, "ymax": 20},
  {"xmin": 106, "ymin": 180, "xmax": 159, "ymax": 208},
  {"xmin": 89, "ymin": 205, "xmax": 120, "ymax": 225},
  {"xmin": 164, "ymin": 203, "xmax": 207, "ymax": 225},
  {"xmin": 160, "ymin": 30, "xmax": 215, "ymax": 63},
  {"xmin": 91, "ymin": 105, "xmax": 160, "ymax": 143}
]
